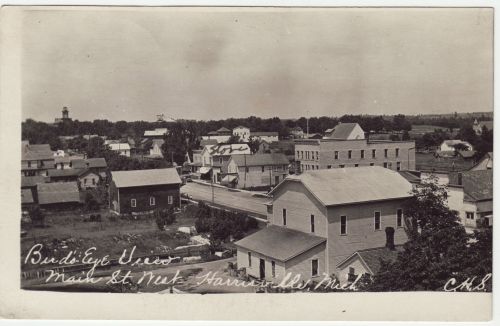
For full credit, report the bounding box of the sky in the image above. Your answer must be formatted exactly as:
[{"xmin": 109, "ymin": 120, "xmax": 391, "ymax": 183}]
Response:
[{"xmin": 21, "ymin": 7, "xmax": 493, "ymax": 122}]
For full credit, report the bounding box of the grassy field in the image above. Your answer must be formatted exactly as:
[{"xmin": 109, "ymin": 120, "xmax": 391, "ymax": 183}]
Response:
[{"xmin": 416, "ymin": 152, "xmax": 475, "ymax": 172}]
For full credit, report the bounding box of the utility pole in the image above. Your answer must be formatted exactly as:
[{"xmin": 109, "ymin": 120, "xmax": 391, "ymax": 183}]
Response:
[{"xmin": 306, "ymin": 109, "xmax": 310, "ymax": 137}]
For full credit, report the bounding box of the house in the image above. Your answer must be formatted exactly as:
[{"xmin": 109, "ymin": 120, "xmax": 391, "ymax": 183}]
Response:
[
  {"xmin": 37, "ymin": 182, "xmax": 81, "ymax": 209},
  {"xmin": 235, "ymin": 166, "xmax": 413, "ymax": 282},
  {"xmin": 21, "ymin": 141, "xmax": 55, "ymax": 177},
  {"xmin": 21, "ymin": 175, "xmax": 48, "ymax": 204},
  {"xmin": 201, "ymin": 127, "xmax": 233, "ymax": 143},
  {"xmin": 336, "ymin": 245, "xmax": 403, "ymax": 284},
  {"xmin": 233, "ymin": 126, "xmax": 251, "ymax": 142},
  {"xmin": 257, "ymin": 140, "xmax": 271, "ymax": 154},
  {"xmin": 289, "ymin": 126, "xmax": 304, "ymax": 139},
  {"xmin": 108, "ymin": 143, "xmax": 131, "ymax": 157},
  {"xmin": 48, "ymin": 168, "xmax": 86, "ymax": 183},
  {"xmin": 472, "ymin": 119, "xmax": 493, "ymax": 135},
  {"xmin": 144, "ymin": 128, "xmax": 168, "ymax": 139},
  {"xmin": 198, "ymin": 144, "xmax": 251, "ymax": 182},
  {"xmin": 223, "ymin": 153, "xmax": 290, "ymax": 189},
  {"xmin": 148, "ymin": 139, "xmax": 164, "ymax": 158},
  {"xmin": 54, "ymin": 156, "xmax": 72, "ymax": 170},
  {"xmin": 78, "ymin": 170, "xmax": 102, "ymax": 189},
  {"xmin": 109, "ymin": 168, "xmax": 182, "ymax": 215},
  {"xmin": 470, "ymin": 152, "xmax": 493, "ymax": 171},
  {"xmin": 447, "ymin": 170, "xmax": 493, "ymax": 231},
  {"xmin": 324, "ymin": 123, "xmax": 365, "ymax": 140},
  {"xmin": 250, "ymin": 131, "xmax": 279, "ymax": 143},
  {"xmin": 439, "ymin": 140, "xmax": 473, "ymax": 153},
  {"xmin": 71, "ymin": 158, "xmax": 108, "ymax": 180}
]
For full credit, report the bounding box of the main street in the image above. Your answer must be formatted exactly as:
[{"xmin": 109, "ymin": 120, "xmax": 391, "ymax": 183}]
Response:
[{"xmin": 181, "ymin": 182, "xmax": 269, "ymax": 219}]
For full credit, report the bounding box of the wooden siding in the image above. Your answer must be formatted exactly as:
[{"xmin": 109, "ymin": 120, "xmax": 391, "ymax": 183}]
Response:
[{"xmin": 110, "ymin": 182, "xmax": 180, "ymax": 214}]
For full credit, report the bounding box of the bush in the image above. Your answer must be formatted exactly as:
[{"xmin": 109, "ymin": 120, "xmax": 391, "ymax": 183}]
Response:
[{"xmin": 155, "ymin": 207, "xmax": 176, "ymax": 231}]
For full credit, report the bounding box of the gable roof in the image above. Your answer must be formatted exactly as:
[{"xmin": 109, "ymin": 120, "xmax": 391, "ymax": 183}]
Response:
[
  {"xmin": 470, "ymin": 152, "xmax": 493, "ymax": 170},
  {"xmin": 37, "ymin": 182, "xmax": 81, "ymax": 205},
  {"xmin": 251, "ymin": 131, "xmax": 279, "ymax": 137},
  {"xmin": 48, "ymin": 168, "xmax": 87, "ymax": 178},
  {"xmin": 233, "ymin": 125, "xmax": 249, "ymax": 130},
  {"xmin": 111, "ymin": 168, "xmax": 181, "ymax": 188},
  {"xmin": 200, "ymin": 139, "xmax": 218, "ymax": 147},
  {"xmin": 325, "ymin": 123, "xmax": 363, "ymax": 140},
  {"xmin": 234, "ymin": 225, "xmax": 326, "ymax": 262},
  {"xmin": 216, "ymin": 127, "xmax": 232, "ymax": 134},
  {"xmin": 449, "ymin": 170, "xmax": 493, "ymax": 202},
  {"xmin": 337, "ymin": 246, "xmax": 403, "ymax": 275},
  {"xmin": 442, "ymin": 139, "xmax": 472, "ymax": 147},
  {"xmin": 71, "ymin": 158, "xmax": 107, "ymax": 169},
  {"xmin": 21, "ymin": 142, "xmax": 54, "ymax": 161},
  {"xmin": 230, "ymin": 153, "xmax": 289, "ymax": 167},
  {"xmin": 270, "ymin": 166, "xmax": 413, "ymax": 207}
]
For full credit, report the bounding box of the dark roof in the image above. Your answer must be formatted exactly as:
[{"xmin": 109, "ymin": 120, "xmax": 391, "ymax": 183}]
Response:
[
  {"xmin": 230, "ymin": 153, "xmax": 289, "ymax": 167},
  {"xmin": 270, "ymin": 166, "xmax": 413, "ymax": 207},
  {"xmin": 37, "ymin": 182, "xmax": 81, "ymax": 205},
  {"xmin": 21, "ymin": 188, "xmax": 34, "ymax": 204},
  {"xmin": 449, "ymin": 170, "xmax": 493, "ymax": 201},
  {"xmin": 21, "ymin": 175, "xmax": 48, "ymax": 188},
  {"xmin": 234, "ymin": 225, "xmax": 326, "ymax": 262},
  {"xmin": 71, "ymin": 158, "xmax": 107, "ymax": 169},
  {"xmin": 48, "ymin": 168, "xmax": 87, "ymax": 178},
  {"xmin": 269, "ymin": 140, "xmax": 295, "ymax": 152},
  {"xmin": 325, "ymin": 123, "xmax": 363, "ymax": 139},
  {"xmin": 337, "ymin": 246, "xmax": 403, "ymax": 274},
  {"xmin": 216, "ymin": 127, "xmax": 232, "ymax": 134},
  {"xmin": 458, "ymin": 150, "xmax": 476, "ymax": 159},
  {"xmin": 111, "ymin": 168, "xmax": 181, "ymax": 188}
]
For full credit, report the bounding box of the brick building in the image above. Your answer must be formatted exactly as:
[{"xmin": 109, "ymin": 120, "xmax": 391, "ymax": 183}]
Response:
[
  {"xmin": 294, "ymin": 138, "xmax": 416, "ymax": 172},
  {"xmin": 109, "ymin": 168, "xmax": 181, "ymax": 215}
]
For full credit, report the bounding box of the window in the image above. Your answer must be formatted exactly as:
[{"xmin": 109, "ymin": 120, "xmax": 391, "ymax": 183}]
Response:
[
  {"xmin": 384, "ymin": 149, "xmax": 388, "ymax": 158},
  {"xmin": 347, "ymin": 267, "xmax": 357, "ymax": 282},
  {"xmin": 370, "ymin": 163, "xmax": 374, "ymax": 166},
  {"xmin": 150, "ymin": 196, "xmax": 155, "ymax": 206},
  {"xmin": 348, "ymin": 150, "xmax": 352, "ymax": 159},
  {"xmin": 296, "ymin": 150, "xmax": 300, "ymax": 158},
  {"xmin": 272, "ymin": 261, "xmax": 276, "ymax": 277},
  {"xmin": 168, "ymin": 195, "xmax": 173, "ymax": 205},
  {"xmin": 310, "ymin": 215, "xmax": 315, "ymax": 233},
  {"xmin": 354, "ymin": 164, "xmax": 359, "ymax": 167},
  {"xmin": 327, "ymin": 165, "xmax": 332, "ymax": 169},
  {"xmin": 466, "ymin": 212, "xmax": 475, "ymax": 220},
  {"xmin": 84, "ymin": 179, "xmax": 87, "ymax": 185},
  {"xmin": 27, "ymin": 161, "xmax": 31, "ymax": 168},
  {"xmin": 397, "ymin": 209, "xmax": 403, "ymax": 227},
  {"xmin": 374, "ymin": 211, "xmax": 381, "ymax": 230},
  {"xmin": 361, "ymin": 150, "xmax": 365, "ymax": 159},
  {"xmin": 92, "ymin": 178, "xmax": 96, "ymax": 185},
  {"xmin": 396, "ymin": 148, "xmax": 400, "ymax": 157},
  {"xmin": 267, "ymin": 204, "xmax": 273, "ymax": 214},
  {"xmin": 245, "ymin": 167, "xmax": 249, "ymax": 173},
  {"xmin": 311, "ymin": 259, "xmax": 319, "ymax": 277},
  {"xmin": 282, "ymin": 208, "xmax": 287, "ymax": 225},
  {"xmin": 248, "ymin": 252, "xmax": 252, "ymax": 267},
  {"xmin": 316, "ymin": 151, "xmax": 319, "ymax": 161},
  {"xmin": 340, "ymin": 216, "xmax": 347, "ymax": 235},
  {"xmin": 396, "ymin": 162, "xmax": 401, "ymax": 171},
  {"xmin": 339, "ymin": 164, "xmax": 345, "ymax": 168},
  {"xmin": 383, "ymin": 162, "xmax": 388, "ymax": 168},
  {"xmin": 334, "ymin": 151, "xmax": 339, "ymax": 160},
  {"xmin": 301, "ymin": 151, "xmax": 304, "ymax": 159},
  {"xmin": 262, "ymin": 166, "xmax": 265, "ymax": 172},
  {"xmin": 372, "ymin": 149, "xmax": 376, "ymax": 158},
  {"xmin": 131, "ymin": 199, "xmax": 136, "ymax": 207}
]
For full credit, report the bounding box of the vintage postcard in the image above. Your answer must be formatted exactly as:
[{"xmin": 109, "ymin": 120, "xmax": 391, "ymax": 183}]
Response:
[{"xmin": 0, "ymin": 3, "xmax": 494, "ymax": 321}]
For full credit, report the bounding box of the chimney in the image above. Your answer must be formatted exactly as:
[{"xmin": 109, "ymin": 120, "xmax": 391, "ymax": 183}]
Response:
[{"xmin": 385, "ymin": 227, "xmax": 395, "ymax": 250}]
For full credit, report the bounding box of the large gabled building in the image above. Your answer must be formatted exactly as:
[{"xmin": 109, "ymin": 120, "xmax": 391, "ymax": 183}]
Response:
[
  {"xmin": 21, "ymin": 141, "xmax": 55, "ymax": 177},
  {"xmin": 235, "ymin": 166, "xmax": 412, "ymax": 282}
]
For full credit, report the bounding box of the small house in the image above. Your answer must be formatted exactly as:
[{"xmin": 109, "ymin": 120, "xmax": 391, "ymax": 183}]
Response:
[
  {"xmin": 37, "ymin": 182, "xmax": 81, "ymax": 209},
  {"xmin": 109, "ymin": 168, "xmax": 182, "ymax": 215}
]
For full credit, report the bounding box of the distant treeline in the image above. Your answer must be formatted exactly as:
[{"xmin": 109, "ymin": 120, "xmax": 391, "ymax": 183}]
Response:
[{"xmin": 22, "ymin": 113, "xmax": 490, "ymax": 151}]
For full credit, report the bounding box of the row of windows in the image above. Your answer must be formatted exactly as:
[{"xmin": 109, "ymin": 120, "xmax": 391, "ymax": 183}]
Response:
[
  {"xmin": 247, "ymin": 253, "xmax": 319, "ymax": 278},
  {"xmin": 281, "ymin": 208, "xmax": 404, "ymax": 234},
  {"xmin": 302, "ymin": 161, "xmax": 402, "ymax": 171},
  {"xmin": 296, "ymin": 150, "xmax": 320, "ymax": 161},
  {"xmin": 130, "ymin": 196, "xmax": 174, "ymax": 207},
  {"xmin": 297, "ymin": 148, "xmax": 401, "ymax": 161}
]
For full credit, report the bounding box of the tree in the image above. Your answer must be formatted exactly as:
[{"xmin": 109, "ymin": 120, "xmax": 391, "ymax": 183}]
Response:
[
  {"xmin": 247, "ymin": 137, "xmax": 260, "ymax": 154},
  {"xmin": 155, "ymin": 207, "xmax": 176, "ymax": 231},
  {"xmin": 225, "ymin": 135, "xmax": 242, "ymax": 144},
  {"xmin": 392, "ymin": 114, "xmax": 412, "ymax": 131},
  {"xmin": 360, "ymin": 178, "xmax": 492, "ymax": 291},
  {"xmin": 402, "ymin": 130, "xmax": 410, "ymax": 141},
  {"xmin": 84, "ymin": 192, "xmax": 100, "ymax": 212}
]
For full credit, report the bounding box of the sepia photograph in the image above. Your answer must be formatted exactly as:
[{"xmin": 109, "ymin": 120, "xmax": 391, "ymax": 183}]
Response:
[{"xmin": 0, "ymin": 2, "xmax": 495, "ymax": 321}]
